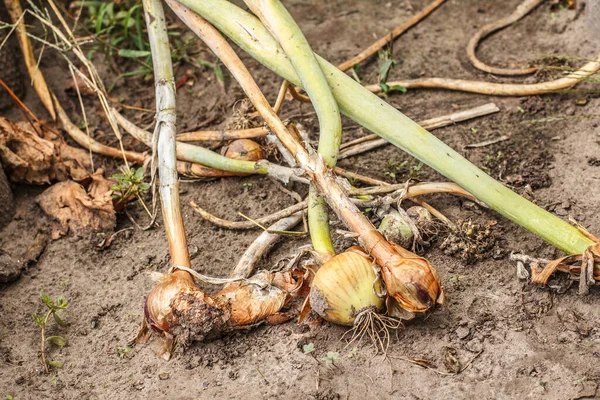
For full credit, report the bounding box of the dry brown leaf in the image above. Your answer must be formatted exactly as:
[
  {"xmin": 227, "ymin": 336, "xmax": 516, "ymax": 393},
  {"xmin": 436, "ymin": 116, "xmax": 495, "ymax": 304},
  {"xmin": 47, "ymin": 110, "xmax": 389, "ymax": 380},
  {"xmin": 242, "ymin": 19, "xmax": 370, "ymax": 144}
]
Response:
[
  {"xmin": 0, "ymin": 118, "xmax": 54, "ymax": 184},
  {"xmin": 36, "ymin": 169, "xmax": 116, "ymax": 234},
  {"xmin": 0, "ymin": 117, "xmax": 91, "ymax": 183}
]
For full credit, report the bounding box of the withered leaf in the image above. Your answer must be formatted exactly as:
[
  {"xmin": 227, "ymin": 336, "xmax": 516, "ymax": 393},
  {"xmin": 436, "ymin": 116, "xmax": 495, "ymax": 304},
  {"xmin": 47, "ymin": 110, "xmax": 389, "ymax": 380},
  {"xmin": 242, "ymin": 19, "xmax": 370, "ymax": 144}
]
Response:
[
  {"xmin": 36, "ymin": 169, "xmax": 116, "ymax": 234},
  {"xmin": 0, "ymin": 118, "xmax": 54, "ymax": 184},
  {"xmin": 0, "ymin": 117, "xmax": 91, "ymax": 184},
  {"xmin": 443, "ymin": 347, "xmax": 461, "ymax": 374}
]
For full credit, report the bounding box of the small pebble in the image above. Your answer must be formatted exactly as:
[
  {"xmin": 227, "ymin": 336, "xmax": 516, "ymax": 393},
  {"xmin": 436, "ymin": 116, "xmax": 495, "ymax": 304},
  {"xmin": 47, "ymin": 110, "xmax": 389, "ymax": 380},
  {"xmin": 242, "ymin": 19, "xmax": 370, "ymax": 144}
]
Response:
[
  {"xmin": 158, "ymin": 372, "xmax": 169, "ymax": 380},
  {"xmin": 456, "ymin": 326, "xmax": 470, "ymax": 340}
]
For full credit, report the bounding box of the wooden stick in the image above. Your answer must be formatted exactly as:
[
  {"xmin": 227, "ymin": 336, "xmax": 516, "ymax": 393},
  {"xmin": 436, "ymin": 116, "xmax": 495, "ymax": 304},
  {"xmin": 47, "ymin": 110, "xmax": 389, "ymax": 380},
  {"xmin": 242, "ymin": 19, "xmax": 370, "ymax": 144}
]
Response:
[
  {"xmin": 336, "ymin": 0, "xmax": 447, "ymax": 72},
  {"xmin": 339, "ymin": 103, "xmax": 499, "ymax": 158},
  {"xmin": 466, "ymin": 0, "xmax": 545, "ymax": 76}
]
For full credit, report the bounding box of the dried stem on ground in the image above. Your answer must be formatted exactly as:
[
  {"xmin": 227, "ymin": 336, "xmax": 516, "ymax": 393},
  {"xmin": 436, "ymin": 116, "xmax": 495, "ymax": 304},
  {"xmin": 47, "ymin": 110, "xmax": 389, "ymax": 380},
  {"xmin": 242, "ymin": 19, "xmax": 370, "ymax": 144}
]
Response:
[
  {"xmin": 336, "ymin": 0, "xmax": 447, "ymax": 72},
  {"xmin": 4, "ymin": 0, "xmax": 56, "ymax": 119},
  {"xmin": 466, "ymin": 0, "xmax": 546, "ymax": 76},
  {"xmin": 365, "ymin": 55, "xmax": 600, "ymax": 95},
  {"xmin": 339, "ymin": 103, "xmax": 499, "ymax": 159}
]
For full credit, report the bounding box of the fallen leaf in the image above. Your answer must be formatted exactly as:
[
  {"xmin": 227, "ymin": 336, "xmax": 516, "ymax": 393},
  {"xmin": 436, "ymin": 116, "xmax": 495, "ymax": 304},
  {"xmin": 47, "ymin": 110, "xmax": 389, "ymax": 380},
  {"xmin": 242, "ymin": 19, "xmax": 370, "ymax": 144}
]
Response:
[
  {"xmin": 36, "ymin": 169, "xmax": 116, "ymax": 234},
  {"xmin": 0, "ymin": 118, "xmax": 54, "ymax": 184},
  {"xmin": 0, "ymin": 117, "xmax": 91, "ymax": 183}
]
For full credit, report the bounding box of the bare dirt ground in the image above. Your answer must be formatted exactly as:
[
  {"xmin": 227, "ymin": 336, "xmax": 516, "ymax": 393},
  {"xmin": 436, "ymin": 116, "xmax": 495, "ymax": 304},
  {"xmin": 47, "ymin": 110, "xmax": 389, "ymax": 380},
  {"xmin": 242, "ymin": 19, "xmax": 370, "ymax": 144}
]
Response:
[{"xmin": 1, "ymin": 0, "xmax": 600, "ymax": 399}]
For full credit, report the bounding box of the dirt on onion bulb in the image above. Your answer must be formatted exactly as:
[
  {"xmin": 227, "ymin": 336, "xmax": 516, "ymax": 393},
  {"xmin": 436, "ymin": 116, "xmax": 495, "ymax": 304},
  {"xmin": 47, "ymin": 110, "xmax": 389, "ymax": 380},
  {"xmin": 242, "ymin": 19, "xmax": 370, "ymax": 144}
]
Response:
[{"xmin": 142, "ymin": 268, "xmax": 305, "ymax": 348}]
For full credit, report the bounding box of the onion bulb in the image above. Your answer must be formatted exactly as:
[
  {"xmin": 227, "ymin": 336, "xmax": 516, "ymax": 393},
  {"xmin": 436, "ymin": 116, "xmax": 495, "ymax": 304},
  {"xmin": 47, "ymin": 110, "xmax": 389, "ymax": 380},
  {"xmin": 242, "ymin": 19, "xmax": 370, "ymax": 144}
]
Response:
[
  {"xmin": 223, "ymin": 139, "xmax": 265, "ymax": 161},
  {"xmin": 144, "ymin": 270, "xmax": 203, "ymax": 332},
  {"xmin": 216, "ymin": 281, "xmax": 287, "ymax": 326},
  {"xmin": 309, "ymin": 247, "xmax": 384, "ymax": 326},
  {"xmin": 380, "ymin": 243, "xmax": 444, "ymax": 314},
  {"xmin": 406, "ymin": 206, "xmax": 432, "ymax": 224},
  {"xmin": 143, "ymin": 269, "xmax": 303, "ymax": 340},
  {"xmin": 378, "ymin": 209, "xmax": 414, "ymax": 248}
]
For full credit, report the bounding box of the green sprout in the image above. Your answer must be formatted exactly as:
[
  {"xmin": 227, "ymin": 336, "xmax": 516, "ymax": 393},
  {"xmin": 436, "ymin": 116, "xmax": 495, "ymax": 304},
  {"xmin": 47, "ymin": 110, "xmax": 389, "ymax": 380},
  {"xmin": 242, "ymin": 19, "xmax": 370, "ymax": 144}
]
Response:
[
  {"xmin": 112, "ymin": 166, "xmax": 150, "ymax": 202},
  {"xmin": 32, "ymin": 291, "xmax": 68, "ymax": 373},
  {"xmin": 302, "ymin": 343, "xmax": 315, "ymax": 354},
  {"xmin": 322, "ymin": 351, "xmax": 339, "ymax": 365},
  {"xmin": 377, "ymin": 49, "xmax": 407, "ymax": 94}
]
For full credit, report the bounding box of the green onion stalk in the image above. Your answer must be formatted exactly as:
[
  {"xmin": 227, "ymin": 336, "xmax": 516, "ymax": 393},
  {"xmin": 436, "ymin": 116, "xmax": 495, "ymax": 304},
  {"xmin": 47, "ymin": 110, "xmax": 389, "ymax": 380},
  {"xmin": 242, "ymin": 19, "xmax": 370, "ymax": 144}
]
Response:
[
  {"xmin": 113, "ymin": 109, "xmax": 304, "ymax": 181},
  {"xmin": 175, "ymin": 0, "xmax": 596, "ymax": 258},
  {"xmin": 243, "ymin": 0, "xmax": 342, "ymax": 260},
  {"xmin": 165, "ymin": 1, "xmax": 444, "ymax": 314},
  {"xmin": 142, "ymin": 0, "xmax": 191, "ymax": 271}
]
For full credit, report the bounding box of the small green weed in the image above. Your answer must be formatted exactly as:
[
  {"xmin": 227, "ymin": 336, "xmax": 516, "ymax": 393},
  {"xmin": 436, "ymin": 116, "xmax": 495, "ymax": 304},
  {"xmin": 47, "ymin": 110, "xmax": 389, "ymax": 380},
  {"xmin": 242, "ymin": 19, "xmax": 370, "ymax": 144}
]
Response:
[{"xmin": 32, "ymin": 291, "xmax": 68, "ymax": 373}]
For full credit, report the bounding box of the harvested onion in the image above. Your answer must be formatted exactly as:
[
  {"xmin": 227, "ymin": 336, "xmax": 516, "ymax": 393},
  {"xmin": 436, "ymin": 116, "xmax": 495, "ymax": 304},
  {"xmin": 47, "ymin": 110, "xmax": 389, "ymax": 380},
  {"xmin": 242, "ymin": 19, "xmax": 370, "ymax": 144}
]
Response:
[
  {"xmin": 309, "ymin": 247, "xmax": 384, "ymax": 326},
  {"xmin": 223, "ymin": 139, "xmax": 265, "ymax": 161},
  {"xmin": 381, "ymin": 243, "xmax": 444, "ymax": 314},
  {"xmin": 143, "ymin": 268, "xmax": 303, "ymax": 343}
]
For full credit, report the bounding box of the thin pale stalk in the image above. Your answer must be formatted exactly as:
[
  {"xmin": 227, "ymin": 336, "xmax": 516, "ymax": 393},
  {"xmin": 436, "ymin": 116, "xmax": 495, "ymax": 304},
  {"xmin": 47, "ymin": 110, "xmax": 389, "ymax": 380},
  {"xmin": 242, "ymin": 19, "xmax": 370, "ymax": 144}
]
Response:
[
  {"xmin": 466, "ymin": 0, "xmax": 544, "ymax": 76},
  {"xmin": 273, "ymin": 80, "xmax": 290, "ymax": 114},
  {"xmin": 143, "ymin": 0, "xmax": 190, "ymax": 270},
  {"xmin": 229, "ymin": 213, "xmax": 303, "ymax": 279},
  {"xmin": 339, "ymin": 103, "xmax": 499, "ymax": 152},
  {"xmin": 176, "ymin": 126, "xmax": 269, "ymax": 142},
  {"xmin": 245, "ymin": 0, "xmax": 341, "ymax": 257},
  {"xmin": 365, "ymin": 59, "xmax": 600, "ymax": 95},
  {"xmin": 178, "ymin": 0, "xmax": 595, "ymax": 255},
  {"xmin": 4, "ymin": 0, "xmax": 56, "ymax": 119}
]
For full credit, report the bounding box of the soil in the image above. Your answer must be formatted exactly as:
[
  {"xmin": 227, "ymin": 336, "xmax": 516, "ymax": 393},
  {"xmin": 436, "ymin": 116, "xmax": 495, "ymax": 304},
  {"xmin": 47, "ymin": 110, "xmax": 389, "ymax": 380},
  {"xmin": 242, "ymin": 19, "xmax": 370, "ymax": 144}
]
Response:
[{"xmin": 1, "ymin": 0, "xmax": 600, "ymax": 399}]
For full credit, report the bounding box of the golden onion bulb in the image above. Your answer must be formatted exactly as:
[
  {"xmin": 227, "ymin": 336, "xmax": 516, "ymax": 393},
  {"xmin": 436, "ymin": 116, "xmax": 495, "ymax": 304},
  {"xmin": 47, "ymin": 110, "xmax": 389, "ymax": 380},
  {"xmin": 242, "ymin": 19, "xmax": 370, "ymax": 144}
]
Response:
[
  {"xmin": 144, "ymin": 271, "xmax": 200, "ymax": 332},
  {"xmin": 381, "ymin": 243, "xmax": 443, "ymax": 313},
  {"xmin": 309, "ymin": 249, "xmax": 384, "ymax": 326},
  {"xmin": 224, "ymin": 139, "xmax": 265, "ymax": 161},
  {"xmin": 216, "ymin": 282, "xmax": 287, "ymax": 327}
]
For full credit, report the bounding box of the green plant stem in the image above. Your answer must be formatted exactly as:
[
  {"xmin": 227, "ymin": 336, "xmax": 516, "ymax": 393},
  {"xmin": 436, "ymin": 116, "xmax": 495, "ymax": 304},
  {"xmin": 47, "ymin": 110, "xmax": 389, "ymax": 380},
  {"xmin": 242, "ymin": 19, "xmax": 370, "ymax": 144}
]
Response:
[
  {"xmin": 244, "ymin": 0, "xmax": 341, "ymax": 257},
  {"xmin": 176, "ymin": 0, "xmax": 595, "ymax": 256},
  {"xmin": 113, "ymin": 109, "xmax": 302, "ymax": 178},
  {"xmin": 40, "ymin": 309, "xmax": 52, "ymax": 373},
  {"xmin": 142, "ymin": 0, "xmax": 190, "ymax": 269}
]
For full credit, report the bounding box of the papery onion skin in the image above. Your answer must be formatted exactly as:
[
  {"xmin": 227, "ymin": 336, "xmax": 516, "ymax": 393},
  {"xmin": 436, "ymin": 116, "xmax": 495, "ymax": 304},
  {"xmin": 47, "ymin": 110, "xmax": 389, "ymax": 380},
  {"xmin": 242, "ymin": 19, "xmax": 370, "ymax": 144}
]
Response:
[
  {"xmin": 144, "ymin": 271, "xmax": 199, "ymax": 332},
  {"xmin": 216, "ymin": 282, "xmax": 287, "ymax": 326},
  {"xmin": 309, "ymin": 249, "xmax": 384, "ymax": 326},
  {"xmin": 381, "ymin": 244, "xmax": 443, "ymax": 313}
]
